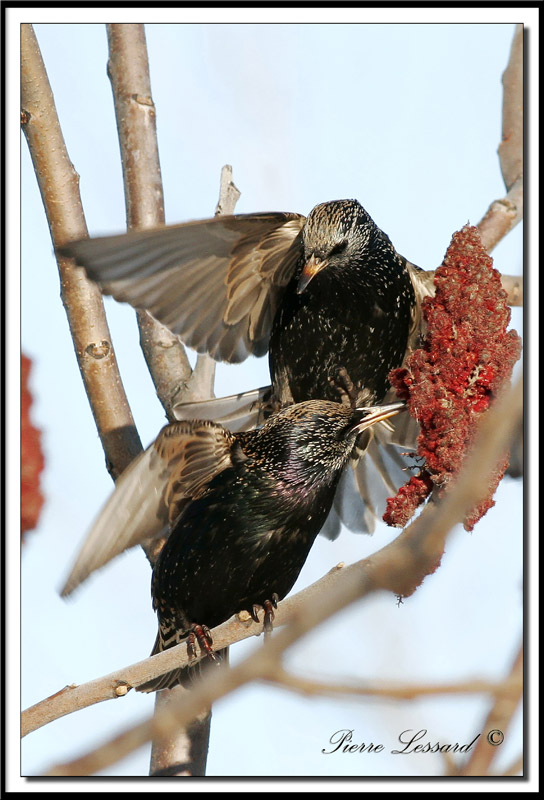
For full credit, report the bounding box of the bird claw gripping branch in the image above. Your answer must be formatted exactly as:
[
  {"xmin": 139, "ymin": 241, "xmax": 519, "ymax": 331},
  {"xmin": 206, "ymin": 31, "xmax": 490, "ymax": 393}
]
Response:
[
  {"xmin": 187, "ymin": 624, "xmax": 220, "ymax": 665},
  {"xmin": 250, "ymin": 593, "xmax": 280, "ymax": 636}
]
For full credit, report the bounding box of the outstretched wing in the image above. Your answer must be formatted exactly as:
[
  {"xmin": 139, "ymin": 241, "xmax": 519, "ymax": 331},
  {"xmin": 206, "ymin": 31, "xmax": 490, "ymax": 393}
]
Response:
[
  {"xmin": 60, "ymin": 420, "xmax": 238, "ymax": 596},
  {"xmin": 58, "ymin": 213, "xmax": 305, "ymax": 363}
]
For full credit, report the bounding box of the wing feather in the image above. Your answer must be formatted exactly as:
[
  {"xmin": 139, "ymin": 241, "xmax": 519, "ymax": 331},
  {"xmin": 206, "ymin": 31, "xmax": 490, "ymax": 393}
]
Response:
[
  {"xmin": 58, "ymin": 213, "xmax": 305, "ymax": 363},
  {"xmin": 61, "ymin": 420, "xmax": 237, "ymax": 596}
]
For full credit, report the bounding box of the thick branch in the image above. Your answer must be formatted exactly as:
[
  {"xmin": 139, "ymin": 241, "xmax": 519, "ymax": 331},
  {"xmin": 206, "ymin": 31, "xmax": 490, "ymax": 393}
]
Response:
[
  {"xmin": 477, "ymin": 183, "xmax": 523, "ymax": 256},
  {"xmin": 498, "ymin": 24, "xmax": 523, "ymax": 191},
  {"xmin": 21, "ymin": 24, "xmax": 141, "ymax": 479},
  {"xmin": 25, "ymin": 375, "xmax": 521, "ymax": 769},
  {"xmin": 106, "ymin": 23, "xmax": 192, "ymax": 420},
  {"xmin": 147, "ymin": 167, "xmax": 242, "ymax": 776},
  {"xmin": 477, "ymin": 24, "xmax": 523, "ymax": 252},
  {"xmin": 105, "ymin": 26, "xmax": 238, "ymax": 778}
]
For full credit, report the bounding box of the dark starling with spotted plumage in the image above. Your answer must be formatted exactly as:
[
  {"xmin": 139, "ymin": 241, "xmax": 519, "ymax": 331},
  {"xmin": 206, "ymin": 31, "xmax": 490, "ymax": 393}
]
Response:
[
  {"xmin": 57, "ymin": 199, "xmax": 431, "ymax": 407},
  {"xmin": 60, "ymin": 399, "xmax": 404, "ymax": 691},
  {"xmin": 58, "ymin": 199, "xmax": 433, "ymax": 534}
]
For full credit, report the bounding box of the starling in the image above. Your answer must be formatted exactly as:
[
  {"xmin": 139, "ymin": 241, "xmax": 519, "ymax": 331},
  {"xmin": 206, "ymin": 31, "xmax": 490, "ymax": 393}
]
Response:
[
  {"xmin": 60, "ymin": 400, "xmax": 404, "ymax": 691},
  {"xmin": 58, "ymin": 199, "xmax": 432, "ymax": 532},
  {"xmin": 58, "ymin": 199, "xmax": 430, "ymax": 403}
]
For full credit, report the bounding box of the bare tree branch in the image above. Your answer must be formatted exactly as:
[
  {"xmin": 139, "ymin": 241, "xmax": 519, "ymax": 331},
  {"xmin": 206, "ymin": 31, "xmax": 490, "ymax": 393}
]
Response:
[
  {"xmin": 498, "ymin": 26, "xmax": 524, "ymax": 198},
  {"xmin": 20, "ymin": 23, "xmax": 142, "ymax": 479},
  {"xmin": 148, "ymin": 165, "xmax": 242, "ymax": 777},
  {"xmin": 266, "ymin": 669, "xmax": 522, "ymax": 703},
  {"xmin": 22, "ymin": 26, "xmax": 523, "ymax": 778},
  {"xmin": 105, "ymin": 27, "xmax": 245, "ymax": 777},
  {"xmin": 500, "ymin": 274, "xmax": 523, "ymax": 307},
  {"xmin": 420, "ymin": 26, "xmax": 524, "ymax": 306},
  {"xmin": 214, "ymin": 163, "xmax": 241, "ymax": 216},
  {"xmin": 106, "ymin": 23, "xmax": 193, "ymax": 421},
  {"xmin": 149, "ymin": 695, "xmax": 212, "ymax": 777},
  {"xmin": 454, "ymin": 641, "xmax": 523, "ymax": 776},
  {"xmin": 25, "ymin": 374, "xmax": 521, "ymax": 773},
  {"xmin": 477, "ymin": 24, "xmax": 523, "ymax": 253}
]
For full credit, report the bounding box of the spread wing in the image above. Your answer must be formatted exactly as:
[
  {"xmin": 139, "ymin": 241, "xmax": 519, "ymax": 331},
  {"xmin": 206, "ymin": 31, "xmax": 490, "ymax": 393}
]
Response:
[
  {"xmin": 60, "ymin": 420, "xmax": 238, "ymax": 596},
  {"xmin": 58, "ymin": 213, "xmax": 306, "ymax": 363}
]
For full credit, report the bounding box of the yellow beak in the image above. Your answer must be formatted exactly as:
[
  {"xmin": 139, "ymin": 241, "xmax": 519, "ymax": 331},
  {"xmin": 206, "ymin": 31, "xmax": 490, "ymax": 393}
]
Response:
[
  {"xmin": 352, "ymin": 402, "xmax": 406, "ymax": 433},
  {"xmin": 296, "ymin": 253, "xmax": 329, "ymax": 294}
]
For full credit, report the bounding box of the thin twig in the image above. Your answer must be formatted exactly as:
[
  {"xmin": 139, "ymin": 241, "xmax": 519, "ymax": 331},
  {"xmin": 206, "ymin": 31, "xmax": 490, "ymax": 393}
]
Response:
[
  {"xmin": 266, "ymin": 669, "xmax": 522, "ymax": 702},
  {"xmin": 455, "ymin": 642, "xmax": 523, "ymax": 776},
  {"xmin": 21, "ymin": 24, "xmax": 142, "ymax": 479}
]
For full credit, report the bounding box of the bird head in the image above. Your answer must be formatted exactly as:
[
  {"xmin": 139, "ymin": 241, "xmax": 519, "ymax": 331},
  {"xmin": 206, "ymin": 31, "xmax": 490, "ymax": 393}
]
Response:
[
  {"xmin": 254, "ymin": 399, "xmax": 405, "ymax": 487},
  {"xmin": 297, "ymin": 199, "xmax": 378, "ymax": 293}
]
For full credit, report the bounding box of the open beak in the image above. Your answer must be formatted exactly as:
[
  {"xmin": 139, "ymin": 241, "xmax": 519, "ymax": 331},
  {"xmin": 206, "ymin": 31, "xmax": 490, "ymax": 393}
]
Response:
[
  {"xmin": 352, "ymin": 401, "xmax": 406, "ymax": 434},
  {"xmin": 296, "ymin": 253, "xmax": 329, "ymax": 294}
]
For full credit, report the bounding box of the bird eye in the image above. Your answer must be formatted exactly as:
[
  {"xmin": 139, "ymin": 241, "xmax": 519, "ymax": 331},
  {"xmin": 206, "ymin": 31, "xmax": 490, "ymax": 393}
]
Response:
[{"xmin": 329, "ymin": 240, "xmax": 348, "ymax": 257}]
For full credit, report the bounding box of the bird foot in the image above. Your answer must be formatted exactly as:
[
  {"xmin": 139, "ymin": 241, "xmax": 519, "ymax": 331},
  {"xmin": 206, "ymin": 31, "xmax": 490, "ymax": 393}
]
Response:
[
  {"xmin": 328, "ymin": 367, "xmax": 359, "ymax": 408},
  {"xmin": 187, "ymin": 623, "xmax": 220, "ymax": 665},
  {"xmin": 249, "ymin": 593, "xmax": 280, "ymax": 638}
]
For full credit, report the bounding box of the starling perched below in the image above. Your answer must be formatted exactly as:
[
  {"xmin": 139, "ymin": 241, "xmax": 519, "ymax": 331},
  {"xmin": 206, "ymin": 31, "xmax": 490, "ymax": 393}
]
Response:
[
  {"xmin": 60, "ymin": 400, "xmax": 404, "ymax": 691},
  {"xmin": 58, "ymin": 199, "xmax": 432, "ymax": 532}
]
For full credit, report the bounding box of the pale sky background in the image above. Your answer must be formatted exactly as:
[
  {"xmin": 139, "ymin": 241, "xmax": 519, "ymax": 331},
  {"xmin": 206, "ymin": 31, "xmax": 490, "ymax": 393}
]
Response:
[{"xmin": 12, "ymin": 9, "xmax": 534, "ymax": 787}]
